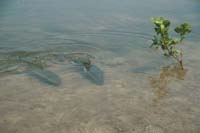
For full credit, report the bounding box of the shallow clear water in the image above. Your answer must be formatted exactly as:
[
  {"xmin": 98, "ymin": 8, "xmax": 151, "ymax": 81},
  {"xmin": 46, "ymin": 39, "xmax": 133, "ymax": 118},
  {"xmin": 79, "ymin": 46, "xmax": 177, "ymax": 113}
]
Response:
[{"xmin": 0, "ymin": 0, "xmax": 200, "ymax": 132}]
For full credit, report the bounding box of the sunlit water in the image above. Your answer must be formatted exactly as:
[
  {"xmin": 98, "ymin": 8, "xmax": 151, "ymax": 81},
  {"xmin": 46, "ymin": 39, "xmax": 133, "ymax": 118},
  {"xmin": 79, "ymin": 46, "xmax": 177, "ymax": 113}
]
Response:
[{"xmin": 0, "ymin": 0, "xmax": 200, "ymax": 132}]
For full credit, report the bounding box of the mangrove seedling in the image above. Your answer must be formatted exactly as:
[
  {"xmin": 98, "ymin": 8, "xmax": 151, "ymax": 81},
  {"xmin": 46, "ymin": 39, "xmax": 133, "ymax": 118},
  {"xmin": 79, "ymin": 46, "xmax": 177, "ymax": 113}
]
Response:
[{"xmin": 151, "ymin": 17, "xmax": 192, "ymax": 69}]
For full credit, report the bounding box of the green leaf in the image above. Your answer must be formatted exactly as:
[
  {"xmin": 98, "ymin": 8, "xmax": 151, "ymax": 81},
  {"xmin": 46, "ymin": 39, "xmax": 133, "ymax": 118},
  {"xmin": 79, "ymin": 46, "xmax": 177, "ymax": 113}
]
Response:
[
  {"xmin": 172, "ymin": 49, "xmax": 181, "ymax": 54},
  {"xmin": 168, "ymin": 38, "xmax": 181, "ymax": 45},
  {"xmin": 163, "ymin": 20, "xmax": 170, "ymax": 27},
  {"xmin": 175, "ymin": 23, "xmax": 192, "ymax": 38}
]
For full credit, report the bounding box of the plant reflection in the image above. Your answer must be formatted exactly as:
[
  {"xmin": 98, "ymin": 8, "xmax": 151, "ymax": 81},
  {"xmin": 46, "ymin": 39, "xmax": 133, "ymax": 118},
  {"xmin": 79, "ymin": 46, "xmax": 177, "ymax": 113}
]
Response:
[{"xmin": 149, "ymin": 64, "xmax": 187, "ymax": 103}]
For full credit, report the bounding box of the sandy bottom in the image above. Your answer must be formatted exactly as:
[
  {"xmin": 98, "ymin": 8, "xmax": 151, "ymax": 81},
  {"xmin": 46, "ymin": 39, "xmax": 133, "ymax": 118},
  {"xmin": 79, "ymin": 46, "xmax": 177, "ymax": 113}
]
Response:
[{"xmin": 0, "ymin": 42, "xmax": 200, "ymax": 133}]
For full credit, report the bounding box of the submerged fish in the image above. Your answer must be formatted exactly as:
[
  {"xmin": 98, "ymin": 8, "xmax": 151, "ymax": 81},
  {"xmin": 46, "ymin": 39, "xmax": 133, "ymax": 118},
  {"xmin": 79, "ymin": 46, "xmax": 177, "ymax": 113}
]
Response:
[
  {"xmin": 0, "ymin": 50, "xmax": 103, "ymax": 86},
  {"xmin": 26, "ymin": 67, "xmax": 61, "ymax": 86},
  {"xmin": 0, "ymin": 64, "xmax": 19, "ymax": 73},
  {"xmin": 84, "ymin": 65, "xmax": 104, "ymax": 85}
]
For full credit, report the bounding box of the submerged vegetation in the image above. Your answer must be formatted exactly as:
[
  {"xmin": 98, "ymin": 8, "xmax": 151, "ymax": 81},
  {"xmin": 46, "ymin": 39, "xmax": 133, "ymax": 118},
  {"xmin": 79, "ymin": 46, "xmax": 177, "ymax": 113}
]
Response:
[{"xmin": 151, "ymin": 17, "xmax": 192, "ymax": 69}]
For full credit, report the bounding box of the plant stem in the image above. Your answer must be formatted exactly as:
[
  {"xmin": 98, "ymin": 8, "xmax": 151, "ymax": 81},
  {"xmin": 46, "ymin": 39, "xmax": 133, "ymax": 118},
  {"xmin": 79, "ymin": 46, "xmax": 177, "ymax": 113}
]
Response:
[
  {"xmin": 165, "ymin": 46, "xmax": 184, "ymax": 70},
  {"xmin": 172, "ymin": 54, "xmax": 184, "ymax": 70}
]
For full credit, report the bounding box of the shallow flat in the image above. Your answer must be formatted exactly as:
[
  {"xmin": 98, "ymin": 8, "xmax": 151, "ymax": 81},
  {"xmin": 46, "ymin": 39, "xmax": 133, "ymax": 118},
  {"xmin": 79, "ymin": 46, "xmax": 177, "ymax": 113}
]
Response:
[{"xmin": 0, "ymin": 0, "xmax": 200, "ymax": 132}]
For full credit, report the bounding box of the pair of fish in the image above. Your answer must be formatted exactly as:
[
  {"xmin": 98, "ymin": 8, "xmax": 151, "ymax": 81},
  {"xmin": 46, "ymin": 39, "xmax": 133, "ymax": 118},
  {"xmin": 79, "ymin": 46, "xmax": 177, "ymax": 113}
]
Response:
[{"xmin": 0, "ymin": 52, "xmax": 104, "ymax": 86}]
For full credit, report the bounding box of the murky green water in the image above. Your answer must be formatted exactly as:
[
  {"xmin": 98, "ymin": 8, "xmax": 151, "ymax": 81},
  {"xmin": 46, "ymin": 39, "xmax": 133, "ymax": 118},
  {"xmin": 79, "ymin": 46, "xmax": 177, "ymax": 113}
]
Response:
[{"xmin": 0, "ymin": 0, "xmax": 200, "ymax": 132}]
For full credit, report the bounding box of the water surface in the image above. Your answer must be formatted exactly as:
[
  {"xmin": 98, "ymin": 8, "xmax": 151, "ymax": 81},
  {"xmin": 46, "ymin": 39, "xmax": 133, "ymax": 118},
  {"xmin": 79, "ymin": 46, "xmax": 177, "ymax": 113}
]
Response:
[{"xmin": 0, "ymin": 0, "xmax": 200, "ymax": 132}]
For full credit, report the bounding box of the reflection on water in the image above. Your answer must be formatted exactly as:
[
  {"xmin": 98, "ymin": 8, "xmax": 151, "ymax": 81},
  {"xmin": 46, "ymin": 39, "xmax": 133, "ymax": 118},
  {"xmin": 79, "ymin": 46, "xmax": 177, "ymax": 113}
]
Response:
[{"xmin": 149, "ymin": 64, "xmax": 187, "ymax": 103}]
